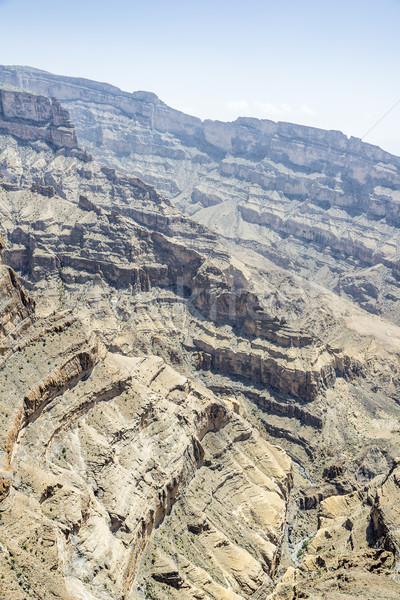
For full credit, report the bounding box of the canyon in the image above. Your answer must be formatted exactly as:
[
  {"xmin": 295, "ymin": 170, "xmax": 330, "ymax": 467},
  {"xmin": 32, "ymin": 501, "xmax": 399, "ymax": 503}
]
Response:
[
  {"xmin": 0, "ymin": 73, "xmax": 399, "ymax": 599},
  {"xmin": 1, "ymin": 66, "xmax": 400, "ymax": 324}
]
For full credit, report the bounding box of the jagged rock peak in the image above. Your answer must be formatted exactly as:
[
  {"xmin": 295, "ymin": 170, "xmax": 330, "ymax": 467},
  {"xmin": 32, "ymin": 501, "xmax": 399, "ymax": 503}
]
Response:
[{"xmin": 0, "ymin": 83, "xmax": 78, "ymax": 148}]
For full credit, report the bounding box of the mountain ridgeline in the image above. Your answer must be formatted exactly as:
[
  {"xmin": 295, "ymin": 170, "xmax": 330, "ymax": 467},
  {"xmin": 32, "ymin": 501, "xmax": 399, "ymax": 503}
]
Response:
[
  {"xmin": 0, "ymin": 69, "xmax": 400, "ymax": 600},
  {"xmin": 1, "ymin": 66, "xmax": 400, "ymax": 323}
]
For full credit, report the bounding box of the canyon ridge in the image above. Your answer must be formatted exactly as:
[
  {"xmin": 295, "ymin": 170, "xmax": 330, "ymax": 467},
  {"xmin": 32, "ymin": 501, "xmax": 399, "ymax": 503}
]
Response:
[{"xmin": 0, "ymin": 68, "xmax": 399, "ymax": 600}]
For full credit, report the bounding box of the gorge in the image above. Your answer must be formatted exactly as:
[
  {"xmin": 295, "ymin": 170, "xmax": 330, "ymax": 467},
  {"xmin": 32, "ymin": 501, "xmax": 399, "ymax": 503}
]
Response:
[{"xmin": 0, "ymin": 70, "xmax": 399, "ymax": 600}]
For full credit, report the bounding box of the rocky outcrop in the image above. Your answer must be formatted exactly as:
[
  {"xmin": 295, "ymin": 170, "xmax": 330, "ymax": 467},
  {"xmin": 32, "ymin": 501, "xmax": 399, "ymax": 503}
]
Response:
[
  {"xmin": 0, "ymin": 239, "xmax": 98, "ymax": 501},
  {"xmin": 0, "ymin": 117, "xmax": 366, "ymax": 404},
  {"xmin": 0, "ymin": 84, "xmax": 78, "ymax": 148},
  {"xmin": 0, "ymin": 250, "xmax": 293, "ymax": 599},
  {"xmin": 0, "ymin": 261, "xmax": 35, "ymax": 353},
  {"xmin": 1, "ymin": 78, "xmax": 400, "ymax": 600},
  {"xmin": 269, "ymin": 458, "xmax": 400, "ymax": 600},
  {"xmin": 193, "ymin": 327, "xmax": 356, "ymax": 401},
  {"xmin": 4, "ymin": 66, "xmax": 400, "ymax": 321},
  {"xmin": 371, "ymin": 459, "xmax": 400, "ymax": 560}
]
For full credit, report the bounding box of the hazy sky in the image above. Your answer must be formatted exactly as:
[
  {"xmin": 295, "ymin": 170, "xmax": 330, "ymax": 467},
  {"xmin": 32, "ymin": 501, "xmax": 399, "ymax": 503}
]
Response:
[{"xmin": 1, "ymin": 0, "xmax": 400, "ymax": 154}]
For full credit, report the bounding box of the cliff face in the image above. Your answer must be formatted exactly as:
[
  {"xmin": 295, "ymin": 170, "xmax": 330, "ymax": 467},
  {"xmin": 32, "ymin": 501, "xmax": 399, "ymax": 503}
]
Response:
[
  {"xmin": 0, "ymin": 244, "xmax": 294, "ymax": 600},
  {"xmin": 0, "ymin": 88, "xmax": 361, "ymax": 406},
  {"xmin": 0, "ymin": 83, "xmax": 78, "ymax": 148},
  {"xmin": 1, "ymin": 83, "xmax": 400, "ymax": 600},
  {"xmin": 0, "ymin": 95, "xmax": 295, "ymax": 599},
  {"xmin": 2, "ymin": 66, "xmax": 399, "ymax": 322}
]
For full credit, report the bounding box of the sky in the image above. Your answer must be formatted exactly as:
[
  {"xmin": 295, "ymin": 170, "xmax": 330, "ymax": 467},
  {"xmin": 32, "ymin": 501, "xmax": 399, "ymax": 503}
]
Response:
[{"xmin": 1, "ymin": 0, "xmax": 400, "ymax": 154}]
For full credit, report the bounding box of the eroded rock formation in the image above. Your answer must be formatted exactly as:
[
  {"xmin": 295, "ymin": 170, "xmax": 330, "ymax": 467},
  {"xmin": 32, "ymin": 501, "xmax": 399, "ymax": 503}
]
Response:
[
  {"xmin": 0, "ymin": 81, "xmax": 400, "ymax": 600},
  {"xmin": 0, "ymin": 235, "xmax": 294, "ymax": 599},
  {"xmin": 0, "ymin": 83, "xmax": 78, "ymax": 149},
  {"xmin": 2, "ymin": 66, "xmax": 399, "ymax": 323}
]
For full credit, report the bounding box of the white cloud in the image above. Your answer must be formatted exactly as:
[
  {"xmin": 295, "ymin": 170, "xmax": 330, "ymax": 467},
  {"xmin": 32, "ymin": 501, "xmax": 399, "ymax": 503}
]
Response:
[
  {"xmin": 280, "ymin": 103, "xmax": 292, "ymax": 113},
  {"xmin": 300, "ymin": 104, "xmax": 316, "ymax": 116},
  {"xmin": 254, "ymin": 102, "xmax": 279, "ymax": 115},
  {"xmin": 227, "ymin": 100, "xmax": 249, "ymax": 112},
  {"xmin": 254, "ymin": 102, "xmax": 292, "ymax": 116}
]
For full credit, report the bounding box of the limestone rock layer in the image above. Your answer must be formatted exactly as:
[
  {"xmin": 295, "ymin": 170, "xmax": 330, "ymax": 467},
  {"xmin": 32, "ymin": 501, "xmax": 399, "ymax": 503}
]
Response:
[
  {"xmin": 2, "ymin": 65, "xmax": 400, "ymax": 322},
  {"xmin": 0, "ymin": 77, "xmax": 399, "ymax": 600}
]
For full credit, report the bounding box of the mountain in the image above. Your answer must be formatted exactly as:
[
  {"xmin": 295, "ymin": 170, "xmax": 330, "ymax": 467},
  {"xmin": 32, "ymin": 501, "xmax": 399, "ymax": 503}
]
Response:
[
  {"xmin": 0, "ymin": 75, "xmax": 400, "ymax": 599},
  {"xmin": 1, "ymin": 66, "xmax": 400, "ymax": 324}
]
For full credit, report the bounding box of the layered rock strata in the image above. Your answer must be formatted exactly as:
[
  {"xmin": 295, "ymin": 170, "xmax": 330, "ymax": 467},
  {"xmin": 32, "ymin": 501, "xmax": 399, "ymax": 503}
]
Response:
[
  {"xmin": 0, "ymin": 92, "xmax": 362, "ymax": 405},
  {"xmin": 269, "ymin": 461, "xmax": 400, "ymax": 600},
  {"xmin": 0, "ymin": 83, "xmax": 400, "ymax": 600},
  {"xmin": 0, "ymin": 238, "xmax": 293, "ymax": 600},
  {"xmin": 0, "ymin": 83, "xmax": 78, "ymax": 148},
  {"xmin": 3, "ymin": 66, "xmax": 400, "ymax": 321}
]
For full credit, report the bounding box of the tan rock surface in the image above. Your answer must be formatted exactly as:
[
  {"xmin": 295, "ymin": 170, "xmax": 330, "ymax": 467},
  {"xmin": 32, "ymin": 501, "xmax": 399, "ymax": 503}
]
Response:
[
  {"xmin": 3, "ymin": 66, "xmax": 400, "ymax": 321},
  {"xmin": 0, "ymin": 83, "xmax": 400, "ymax": 600},
  {"xmin": 0, "ymin": 267, "xmax": 293, "ymax": 599}
]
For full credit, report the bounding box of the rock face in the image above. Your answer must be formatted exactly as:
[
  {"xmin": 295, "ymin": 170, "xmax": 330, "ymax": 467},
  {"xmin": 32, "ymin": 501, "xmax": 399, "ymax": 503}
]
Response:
[
  {"xmin": 0, "ymin": 88, "xmax": 364, "ymax": 406},
  {"xmin": 269, "ymin": 454, "xmax": 400, "ymax": 600},
  {"xmin": 0, "ymin": 83, "xmax": 78, "ymax": 149},
  {"xmin": 0, "ymin": 219, "xmax": 293, "ymax": 600},
  {"xmin": 0, "ymin": 81, "xmax": 400, "ymax": 600},
  {"xmin": 2, "ymin": 65, "xmax": 400, "ymax": 322}
]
